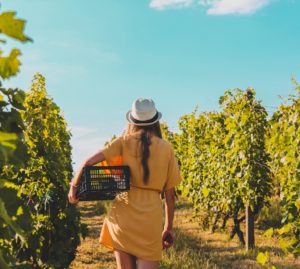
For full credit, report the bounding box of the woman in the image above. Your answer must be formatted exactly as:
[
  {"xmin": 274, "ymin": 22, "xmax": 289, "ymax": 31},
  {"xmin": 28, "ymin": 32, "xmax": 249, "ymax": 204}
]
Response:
[{"xmin": 68, "ymin": 98, "xmax": 182, "ymax": 269}]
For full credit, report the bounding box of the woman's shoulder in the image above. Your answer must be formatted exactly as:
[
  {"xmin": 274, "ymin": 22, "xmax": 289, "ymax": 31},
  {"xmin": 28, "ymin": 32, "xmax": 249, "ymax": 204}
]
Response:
[
  {"xmin": 122, "ymin": 133, "xmax": 140, "ymax": 142},
  {"xmin": 120, "ymin": 134, "xmax": 173, "ymax": 151},
  {"xmin": 152, "ymin": 136, "xmax": 173, "ymax": 152}
]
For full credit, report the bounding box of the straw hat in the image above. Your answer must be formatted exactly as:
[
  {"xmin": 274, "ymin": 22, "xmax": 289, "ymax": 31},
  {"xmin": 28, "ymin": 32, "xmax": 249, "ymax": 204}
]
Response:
[{"xmin": 126, "ymin": 98, "xmax": 162, "ymax": 126}]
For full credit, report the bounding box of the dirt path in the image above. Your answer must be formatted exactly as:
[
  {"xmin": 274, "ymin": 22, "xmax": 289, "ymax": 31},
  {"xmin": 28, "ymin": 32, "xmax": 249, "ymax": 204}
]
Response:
[
  {"xmin": 70, "ymin": 201, "xmax": 115, "ymax": 269},
  {"xmin": 70, "ymin": 199, "xmax": 300, "ymax": 269}
]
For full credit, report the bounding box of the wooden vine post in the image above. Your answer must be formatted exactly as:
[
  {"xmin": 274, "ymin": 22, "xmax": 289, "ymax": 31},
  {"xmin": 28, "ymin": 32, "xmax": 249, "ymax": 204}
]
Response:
[{"xmin": 246, "ymin": 206, "xmax": 255, "ymax": 250}]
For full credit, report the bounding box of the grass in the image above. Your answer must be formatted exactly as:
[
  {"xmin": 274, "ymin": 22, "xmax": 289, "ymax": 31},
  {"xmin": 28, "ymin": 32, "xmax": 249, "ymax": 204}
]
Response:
[{"xmin": 70, "ymin": 198, "xmax": 300, "ymax": 269}]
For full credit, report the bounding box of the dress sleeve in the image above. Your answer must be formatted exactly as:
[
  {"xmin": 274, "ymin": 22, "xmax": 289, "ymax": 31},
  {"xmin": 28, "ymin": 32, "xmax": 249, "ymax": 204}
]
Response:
[
  {"xmin": 164, "ymin": 146, "xmax": 182, "ymax": 191},
  {"xmin": 100, "ymin": 136, "xmax": 123, "ymax": 163}
]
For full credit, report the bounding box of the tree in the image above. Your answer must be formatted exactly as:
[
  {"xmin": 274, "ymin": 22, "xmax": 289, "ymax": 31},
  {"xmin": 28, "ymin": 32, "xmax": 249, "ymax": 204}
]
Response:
[
  {"xmin": 17, "ymin": 73, "xmax": 86, "ymax": 268},
  {"xmin": 0, "ymin": 6, "xmax": 33, "ymax": 268},
  {"xmin": 162, "ymin": 89, "xmax": 271, "ymax": 247},
  {"xmin": 267, "ymin": 80, "xmax": 300, "ymax": 257}
]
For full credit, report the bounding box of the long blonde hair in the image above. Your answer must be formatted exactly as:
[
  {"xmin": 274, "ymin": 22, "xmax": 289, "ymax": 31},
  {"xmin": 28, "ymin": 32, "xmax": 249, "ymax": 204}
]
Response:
[{"xmin": 125, "ymin": 122, "xmax": 162, "ymax": 184}]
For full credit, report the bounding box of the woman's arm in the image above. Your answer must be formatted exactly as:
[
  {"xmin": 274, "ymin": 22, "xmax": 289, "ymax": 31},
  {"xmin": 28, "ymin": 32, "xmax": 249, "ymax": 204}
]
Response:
[
  {"xmin": 71, "ymin": 151, "xmax": 105, "ymax": 186},
  {"xmin": 164, "ymin": 187, "xmax": 175, "ymax": 230},
  {"xmin": 162, "ymin": 187, "xmax": 175, "ymax": 249},
  {"xmin": 68, "ymin": 151, "xmax": 105, "ymax": 204}
]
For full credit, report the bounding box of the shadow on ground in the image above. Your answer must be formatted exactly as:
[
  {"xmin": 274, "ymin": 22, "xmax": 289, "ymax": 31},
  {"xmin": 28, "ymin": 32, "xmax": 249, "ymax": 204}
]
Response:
[{"xmin": 161, "ymin": 226, "xmax": 299, "ymax": 269}]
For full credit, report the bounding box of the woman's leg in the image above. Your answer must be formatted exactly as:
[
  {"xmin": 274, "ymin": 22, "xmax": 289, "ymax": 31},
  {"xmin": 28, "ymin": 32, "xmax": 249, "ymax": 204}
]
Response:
[
  {"xmin": 114, "ymin": 249, "xmax": 137, "ymax": 269},
  {"xmin": 136, "ymin": 259, "xmax": 159, "ymax": 269}
]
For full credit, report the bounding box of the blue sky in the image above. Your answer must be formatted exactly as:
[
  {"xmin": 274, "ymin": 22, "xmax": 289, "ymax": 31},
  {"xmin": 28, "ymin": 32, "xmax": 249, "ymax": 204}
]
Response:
[{"xmin": 2, "ymin": 0, "xmax": 300, "ymax": 169}]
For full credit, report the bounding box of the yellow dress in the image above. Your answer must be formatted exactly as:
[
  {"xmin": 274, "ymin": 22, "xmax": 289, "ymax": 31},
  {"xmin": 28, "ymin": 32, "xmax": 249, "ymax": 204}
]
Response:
[{"xmin": 99, "ymin": 133, "xmax": 182, "ymax": 261}]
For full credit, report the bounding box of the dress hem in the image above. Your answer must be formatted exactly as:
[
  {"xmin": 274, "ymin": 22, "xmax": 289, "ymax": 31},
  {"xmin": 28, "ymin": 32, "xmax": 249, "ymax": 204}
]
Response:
[
  {"xmin": 99, "ymin": 218, "xmax": 162, "ymax": 261},
  {"xmin": 99, "ymin": 239, "xmax": 162, "ymax": 261}
]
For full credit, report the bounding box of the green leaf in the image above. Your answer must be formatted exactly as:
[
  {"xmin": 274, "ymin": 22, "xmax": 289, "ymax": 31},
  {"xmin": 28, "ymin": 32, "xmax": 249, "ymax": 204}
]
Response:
[
  {"xmin": 278, "ymin": 224, "xmax": 291, "ymax": 235},
  {"xmin": 0, "ymin": 131, "xmax": 18, "ymax": 143},
  {"xmin": 16, "ymin": 206, "xmax": 24, "ymax": 216},
  {"xmin": 279, "ymin": 238, "xmax": 289, "ymax": 253},
  {"xmin": 256, "ymin": 251, "xmax": 268, "ymax": 265},
  {"xmin": 0, "ymin": 131, "xmax": 18, "ymax": 160},
  {"xmin": 0, "ymin": 197, "xmax": 27, "ymax": 244},
  {"xmin": 0, "ymin": 49, "xmax": 22, "ymax": 79},
  {"xmin": 264, "ymin": 228, "xmax": 274, "ymax": 239},
  {"xmin": 0, "ymin": 11, "xmax": 32, "ymax": 42},
  {"xmin": 295, "ymin": 199, "xmax": 300, "ymax": 210},
  {"xmin": 202, "ymin": 187, "xmax": 210, "ymax": 198}
]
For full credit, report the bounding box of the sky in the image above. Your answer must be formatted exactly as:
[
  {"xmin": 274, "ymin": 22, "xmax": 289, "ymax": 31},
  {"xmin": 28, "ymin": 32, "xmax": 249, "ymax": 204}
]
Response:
[{"xmin": 2, "ymin": 0, "xmax": 300, "ymax": 170}]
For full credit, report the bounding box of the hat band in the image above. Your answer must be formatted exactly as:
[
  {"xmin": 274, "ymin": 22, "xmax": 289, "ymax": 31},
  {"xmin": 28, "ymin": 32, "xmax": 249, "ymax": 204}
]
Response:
[{"xmin": 130, "ymin": 112, "xmax": 159, "ymax": 124}]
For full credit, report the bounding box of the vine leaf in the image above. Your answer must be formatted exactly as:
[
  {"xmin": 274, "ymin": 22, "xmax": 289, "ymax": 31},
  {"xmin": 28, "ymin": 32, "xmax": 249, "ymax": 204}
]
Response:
[
  {"xmin": 0, "ymin": 49, "xmax": 21, "ymax": 79},
  {"xmin": 256, "ymin": 251, "xmax": 269, "ymax": 265},
  {"xmin": 0, "ymin": 12, "xmax": 32, "ymax": 42}
]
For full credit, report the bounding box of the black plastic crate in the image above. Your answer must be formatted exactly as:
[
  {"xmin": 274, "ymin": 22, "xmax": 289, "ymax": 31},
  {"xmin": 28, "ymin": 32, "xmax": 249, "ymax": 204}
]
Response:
[{"xmin": 76, "ymin": 165, "xmax": 130, "ymax": 201}]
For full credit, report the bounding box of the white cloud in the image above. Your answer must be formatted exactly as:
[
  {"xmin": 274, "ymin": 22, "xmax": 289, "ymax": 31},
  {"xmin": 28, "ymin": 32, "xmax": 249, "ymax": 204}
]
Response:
[
  {"xmin": 199, "ymin": 0, "xmax": 271, "ymax": 15},
  {"xmin": 149, "ymin": 0, "xmax": 272, "ymax": 14},
  {"xmin": 150, "ymin": 0, "xmax": 194, "ymax": 10}
]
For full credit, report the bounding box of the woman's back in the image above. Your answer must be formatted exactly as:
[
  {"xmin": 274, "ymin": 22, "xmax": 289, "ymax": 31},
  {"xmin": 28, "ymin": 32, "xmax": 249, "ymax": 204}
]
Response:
[{"xmin": 101, "ymin": 133, "xmax": 180, "ymax": 192}]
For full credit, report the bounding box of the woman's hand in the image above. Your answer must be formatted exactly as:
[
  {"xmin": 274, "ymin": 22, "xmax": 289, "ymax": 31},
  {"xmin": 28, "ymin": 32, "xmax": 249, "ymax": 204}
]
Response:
[
  {"xmin": 68, "ymin": 161, "xmax": 88, "ymax": 204},
  {"xmin": 162, "ymin": 228, "xmax": 174, "ymax": 249},
  {"xmin": 163, "ymin": 187, "xmax": 175, "ymax": 249},
  {"xmin": 68, "ymin": 185, "xmax": 79, "ymax": 204},
  {"xmin": 67, "ymin": 152, "xmax": 106, "ymax": 204}
]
